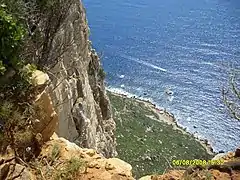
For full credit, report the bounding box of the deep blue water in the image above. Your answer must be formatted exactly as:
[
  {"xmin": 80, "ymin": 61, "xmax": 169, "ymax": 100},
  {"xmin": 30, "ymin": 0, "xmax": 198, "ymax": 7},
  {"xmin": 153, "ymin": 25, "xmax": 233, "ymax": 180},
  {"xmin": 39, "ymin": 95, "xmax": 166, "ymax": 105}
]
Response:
[{"xmin": 83, "ymin": 0, "xmax": 240, "ymax": 152}]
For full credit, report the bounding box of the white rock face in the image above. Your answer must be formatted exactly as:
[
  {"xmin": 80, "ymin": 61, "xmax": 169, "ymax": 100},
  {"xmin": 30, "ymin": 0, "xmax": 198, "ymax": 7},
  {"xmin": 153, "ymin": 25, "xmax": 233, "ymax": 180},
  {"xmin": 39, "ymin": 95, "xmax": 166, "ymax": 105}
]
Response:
[{"xmin": 46, "ymin": 0, "xmax": 117, "ymax": 157}]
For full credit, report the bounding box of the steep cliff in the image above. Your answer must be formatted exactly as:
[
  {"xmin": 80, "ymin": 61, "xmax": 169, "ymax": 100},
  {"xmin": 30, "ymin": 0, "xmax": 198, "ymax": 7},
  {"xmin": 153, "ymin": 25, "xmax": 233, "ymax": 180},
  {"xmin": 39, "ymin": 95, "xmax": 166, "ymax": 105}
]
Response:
[
  {"xmin": 45, "ymin": 0, "xmax": 116, "ymax": 158},
  {"xmin": 3, "ymin": 1, "xmax": 238, "ymax": 180}
]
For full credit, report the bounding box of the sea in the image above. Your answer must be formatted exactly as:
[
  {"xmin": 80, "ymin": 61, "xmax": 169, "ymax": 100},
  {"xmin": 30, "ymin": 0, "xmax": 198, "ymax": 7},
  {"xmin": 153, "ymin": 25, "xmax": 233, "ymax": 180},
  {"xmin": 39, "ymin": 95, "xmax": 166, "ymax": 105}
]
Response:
[{"xmin": 83, "ymin": 0, "xmax": 240, "ymax": 152}]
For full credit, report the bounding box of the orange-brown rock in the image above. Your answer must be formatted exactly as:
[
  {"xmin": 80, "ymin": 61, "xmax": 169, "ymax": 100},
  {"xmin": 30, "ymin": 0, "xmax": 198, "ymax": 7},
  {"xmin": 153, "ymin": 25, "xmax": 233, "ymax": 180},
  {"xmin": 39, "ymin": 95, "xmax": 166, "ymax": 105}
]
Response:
[
  {"xmin": 30, "ymin": 135, "xmax": 134, "ymax": 180},
  {"xmin": 139, "ymin": 170, "xmax": 184, "ymax": 180},
  {"xmin": 209, "ymin": 169, "xmax": 231, "ymax": 180},
  {"xmin": 232, "ymin": 170, "xmax": 240, "ymax": 180},
  {"xmin": 0, "ymin": 135, "xmax": 134, "ymax": 180},
  {"xmin": 34, "ymin": 91, "xmax": 58, "ymax": 142}
]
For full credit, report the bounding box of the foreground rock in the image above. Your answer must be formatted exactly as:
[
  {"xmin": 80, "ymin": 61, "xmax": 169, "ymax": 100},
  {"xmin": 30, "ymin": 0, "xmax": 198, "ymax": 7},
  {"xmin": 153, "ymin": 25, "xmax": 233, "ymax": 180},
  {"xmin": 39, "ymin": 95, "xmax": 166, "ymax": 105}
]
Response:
[
  {"xmin": 0, "ymin": 135, "xmax": 134, "ymax": 180},
  {"xmin": 0, "ymin": 68, "xmax": 126, "ymax": 179}
]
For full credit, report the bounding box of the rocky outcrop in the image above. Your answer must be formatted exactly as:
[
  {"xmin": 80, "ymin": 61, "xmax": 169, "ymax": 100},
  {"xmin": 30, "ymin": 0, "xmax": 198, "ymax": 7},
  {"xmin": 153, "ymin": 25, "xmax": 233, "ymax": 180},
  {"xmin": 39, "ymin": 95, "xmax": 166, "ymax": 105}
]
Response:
[
  {"xmin": 41, "ymin": 135, "xmax": 133, "ymax": 180},
  {"xmin": 1, "ymin": 142, "xmax": 240, "ymax": 180},
  {"xmin": 33, "ymin": 91, "xmax": 58, "ymax": 142},
  {"xmin": 0, "ymin": 57, "xmax": 118, "ymax": 178},
  {"xmin": 0, "ymin": 158, "xmax": 33, "ymax": 180},
  {"xmin": 0, "ymin": 135, "xmax": 133, "ymax": 180},
  {"xmin": 45, "ymin": 0, "xmax": 116, "ymax": 157},
  {"xmin": 139, "ymin": 171, "xmax": 185, "ymax": 180}
]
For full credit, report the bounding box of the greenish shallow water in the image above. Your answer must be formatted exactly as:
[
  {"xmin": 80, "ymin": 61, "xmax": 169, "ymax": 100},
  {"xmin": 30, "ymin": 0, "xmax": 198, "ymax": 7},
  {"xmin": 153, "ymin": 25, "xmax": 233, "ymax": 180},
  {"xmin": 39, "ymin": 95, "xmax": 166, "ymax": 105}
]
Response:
[{"xmin": 108, "ymin": 91, "xmax": 213, "ymax": 178}]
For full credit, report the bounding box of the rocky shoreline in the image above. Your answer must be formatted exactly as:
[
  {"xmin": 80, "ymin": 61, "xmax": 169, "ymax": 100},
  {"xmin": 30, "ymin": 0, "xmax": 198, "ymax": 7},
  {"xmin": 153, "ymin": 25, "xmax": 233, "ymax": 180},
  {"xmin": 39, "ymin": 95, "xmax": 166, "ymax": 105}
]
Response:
[{"xmin": 107, "ymin": 89, "xmax": 215, "ymax": 156}]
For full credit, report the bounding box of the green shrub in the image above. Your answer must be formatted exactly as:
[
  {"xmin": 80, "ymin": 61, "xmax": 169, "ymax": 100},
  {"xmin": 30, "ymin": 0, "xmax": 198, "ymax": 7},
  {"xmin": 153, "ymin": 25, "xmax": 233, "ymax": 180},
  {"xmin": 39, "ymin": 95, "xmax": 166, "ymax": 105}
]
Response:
[
  {"xmin": 0, "ymin": 4, "xmax": 26, "ymax": 72},
  {"xmin": 0, "ymin": 60, "xmax": 6, "ymax": 75},
  {"xmin": 98, "ymin": 67, "xmax": 106, "ymax": 79},
  {"xmin": 0, "ymin": 101, "xmax": 14, "ymax": 123},
  {"xmin": 55, "ymin": 157, "xmax": 84, "ymax": 180},
  {"xmin": 0, "ymin": 102, "xmax": 38, "ymax": 156},
  {"xmin": 51, "ymin": 144, "xmax": 60, "ymax": 162},
  {"xmin": 0, "ymin": 3, "xmax": 34, "ymax": 100}
]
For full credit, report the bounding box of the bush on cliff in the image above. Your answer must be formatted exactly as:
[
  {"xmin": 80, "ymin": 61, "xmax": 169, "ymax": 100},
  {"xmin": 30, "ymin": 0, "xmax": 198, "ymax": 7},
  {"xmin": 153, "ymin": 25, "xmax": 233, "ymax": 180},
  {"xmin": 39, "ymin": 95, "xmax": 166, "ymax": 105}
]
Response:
[
  {"xmin": 0, "ymin": 4, "xmax": 39, "ymax": 159},
  {"xmin": 98, "ymin": 67, "xmax": 106, "ymax": 80},
  {"xmin": 0, "ymin": 4, "xmax": 25, "ymax": 75},
  {"xmin": 0, "ymin": 0, "xmax": 75, "ymax": 161}
]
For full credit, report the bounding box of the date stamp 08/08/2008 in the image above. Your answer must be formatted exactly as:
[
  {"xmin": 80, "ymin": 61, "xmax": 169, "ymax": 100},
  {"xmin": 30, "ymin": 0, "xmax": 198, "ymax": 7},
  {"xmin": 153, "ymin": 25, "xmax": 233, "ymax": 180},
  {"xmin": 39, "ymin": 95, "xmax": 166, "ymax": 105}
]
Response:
[{"xmin": 172, "ymin": 159, "xmax": 224, "ymax": 166}]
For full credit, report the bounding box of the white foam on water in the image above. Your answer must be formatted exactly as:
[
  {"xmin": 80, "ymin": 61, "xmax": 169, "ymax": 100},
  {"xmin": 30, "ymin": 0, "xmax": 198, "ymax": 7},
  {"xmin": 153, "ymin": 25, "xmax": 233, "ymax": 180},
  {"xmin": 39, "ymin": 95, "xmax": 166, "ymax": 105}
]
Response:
[
  {"xmin": 107, "ymin": 86, "xmax": 164, "ymax": 110},
  {"xmin": 121, "ymin": 54, "xmax": 167, "ymax": 72},
  {"xmin": 200, "ymin": 43, "xmax": 218, "ymax": 47},
  {"xmin": 201, "ymin": 61, "xmax": 214, "ymax": 66},
  {"xmin": 107, "ymin": 86, "xmax": 136, "ymax": 98}
]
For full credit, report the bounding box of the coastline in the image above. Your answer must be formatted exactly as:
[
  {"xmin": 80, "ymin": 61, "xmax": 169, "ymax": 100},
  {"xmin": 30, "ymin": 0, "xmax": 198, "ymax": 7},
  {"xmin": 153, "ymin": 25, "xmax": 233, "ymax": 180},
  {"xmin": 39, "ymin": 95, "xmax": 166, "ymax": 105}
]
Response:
[{"xmin": 107, "ymin": 88, "xmax": 215, "ymax": 156}]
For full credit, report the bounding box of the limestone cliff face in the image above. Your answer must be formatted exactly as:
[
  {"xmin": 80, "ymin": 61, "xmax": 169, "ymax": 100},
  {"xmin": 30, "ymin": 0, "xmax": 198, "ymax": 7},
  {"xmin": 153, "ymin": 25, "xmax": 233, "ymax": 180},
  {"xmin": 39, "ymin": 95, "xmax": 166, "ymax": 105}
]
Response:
[{"xmin": 46, "ymin": 0, "xmax": 116, "ymax": 158}]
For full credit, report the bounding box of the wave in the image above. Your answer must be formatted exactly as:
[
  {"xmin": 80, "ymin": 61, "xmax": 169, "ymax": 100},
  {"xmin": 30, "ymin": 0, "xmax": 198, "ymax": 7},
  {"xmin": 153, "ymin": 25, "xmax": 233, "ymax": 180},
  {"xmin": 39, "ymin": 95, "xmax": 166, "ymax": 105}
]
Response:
[
  {"xmin": 117, "ymin": 74, "xmax": 125, "ymax": 79},
  {"xmin": 175, "ymin": 45, "xmax": 240, "ymax": 58},
  {"xmin": 121, "ymin": 55, "xmax": 167, "ymax": 72},
  {"xmin": 201, "ymin": 61, "xmax": 214, "ymax": 66},
  {"xmin": 107, "ymin": 86, "xmax": 136, "ymax": 98},
  {"xmin": 106, "ymin": 86, "xmax": 164, "ymax": 109},
  {"xmin": 200, "ymin": 43, "xmax": 218, "ymax": 47},
  {"xmin": 122, "ymin": 2, "xmax": 147, "ymax": 8}
]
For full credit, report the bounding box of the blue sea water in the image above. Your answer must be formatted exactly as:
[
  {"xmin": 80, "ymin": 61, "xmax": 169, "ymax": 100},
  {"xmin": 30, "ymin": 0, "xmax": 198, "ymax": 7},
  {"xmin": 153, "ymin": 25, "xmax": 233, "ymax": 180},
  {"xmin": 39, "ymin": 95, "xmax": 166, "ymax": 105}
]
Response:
[{"xmin": 83, "ymin": 0, "xmax": 240, "ymax": 152}]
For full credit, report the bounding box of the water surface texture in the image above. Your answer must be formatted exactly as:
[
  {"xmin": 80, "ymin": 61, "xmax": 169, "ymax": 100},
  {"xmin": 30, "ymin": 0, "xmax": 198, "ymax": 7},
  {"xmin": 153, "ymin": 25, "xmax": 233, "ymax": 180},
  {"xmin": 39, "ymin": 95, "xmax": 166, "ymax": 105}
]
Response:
[{"xmin": 83, "ymin": 0, "xmax": 240, "ymax": 152}]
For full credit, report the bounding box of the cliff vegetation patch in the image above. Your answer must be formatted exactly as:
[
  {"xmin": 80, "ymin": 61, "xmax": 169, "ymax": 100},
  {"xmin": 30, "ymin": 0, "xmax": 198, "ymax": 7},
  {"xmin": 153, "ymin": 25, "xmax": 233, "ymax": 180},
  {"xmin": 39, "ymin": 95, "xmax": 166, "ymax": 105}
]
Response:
[
  {"xmin": 0, "ymin": 0, "xmax": 73, "ymax": 161},
  {"xmin": 0, "ymin": 3, "xmax": 39, "ymax": 158},
  {"xmin": 108, "ymin": 91, "xmax": 213, "ymax": 178}
]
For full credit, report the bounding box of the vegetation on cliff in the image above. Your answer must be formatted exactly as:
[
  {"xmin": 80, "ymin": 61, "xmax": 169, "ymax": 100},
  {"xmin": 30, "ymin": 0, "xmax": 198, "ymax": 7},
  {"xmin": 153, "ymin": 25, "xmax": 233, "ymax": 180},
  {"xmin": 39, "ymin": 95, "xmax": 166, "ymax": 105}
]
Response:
[
  {"xmin": 0, "ymin": 0, "xmax": 72, "ymax": 159},
  {"xmin": 0, "ymin": 0, "xmax": 116, "ymax": 161},
  {"xmin": 108, "ymin": 92, "xmax": 213, "ymax": 178},
  {"xmin": 0, "ymin": 3, "xmax": 38, "ymax": 157}
]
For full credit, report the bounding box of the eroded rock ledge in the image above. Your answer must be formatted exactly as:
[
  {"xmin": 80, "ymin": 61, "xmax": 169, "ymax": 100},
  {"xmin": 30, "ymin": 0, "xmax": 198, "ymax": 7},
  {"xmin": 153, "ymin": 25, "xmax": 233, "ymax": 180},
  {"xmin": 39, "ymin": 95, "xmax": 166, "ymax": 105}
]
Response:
[{"xmin": 0, "ymin": 134, "xmax": 133, "ymax": 180}]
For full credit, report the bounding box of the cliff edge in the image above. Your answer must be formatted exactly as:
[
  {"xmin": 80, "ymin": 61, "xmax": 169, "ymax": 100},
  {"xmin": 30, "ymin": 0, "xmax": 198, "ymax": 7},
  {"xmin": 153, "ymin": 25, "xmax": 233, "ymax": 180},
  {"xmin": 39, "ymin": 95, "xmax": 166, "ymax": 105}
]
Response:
[
  {"xmin": 0, "ymin": 134, "xmax": 133, "ymax": 180},
  {"xmin": 45, "ymin": 0, "xmax": 116, "ymax": 158}
]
